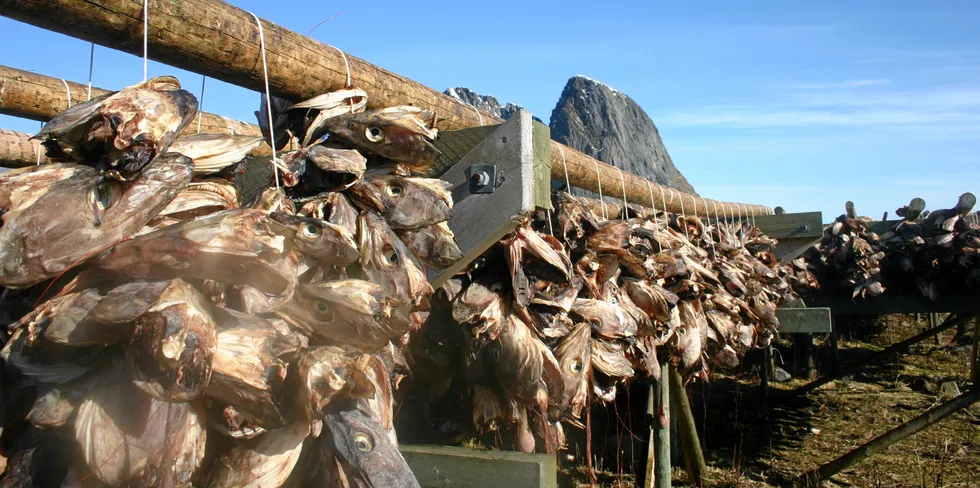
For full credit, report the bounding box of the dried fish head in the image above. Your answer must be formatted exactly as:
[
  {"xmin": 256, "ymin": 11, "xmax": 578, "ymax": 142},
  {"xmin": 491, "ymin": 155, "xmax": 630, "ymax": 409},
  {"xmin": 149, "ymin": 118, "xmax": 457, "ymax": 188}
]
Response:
[
  {"xmin": 283, "ymin": 144, "xmax": 367, "ymax": 195},
  {"xmin": 358, "ymin": 211, "xmax": 433, "ymax": 314},
  {"xmin": 276, "ymin": 280, "xmax": 399, "ymax": 351},
  {"xmin": 452, "ymin": 280, "xmax": 505, "ymax": 346},
  {"xmin": 289, "ymin": 87, "xmax": 369, "ymax": 146},
  {"xmin": 396, "ymin": 221, "xmax": 463, "ymax": 270},
  {"xmin": 297, "ymin": 191, "xmax": 360, "ymax": 237},
  {"xmin": 552, "ymin": 323, "xmax": 592, "ymax": 418},
  {"xmin": 37, "ymin": 76, "xmax": 198, "ymax": 178},
  {"xmin": 571, "ymin": 298, "xmax": 637, "ymax": 339},
  {"xmin": 268, "ymin": 212, "xmax": 359, "ymax": 265},
  {"xmin": 0, "ymin": 154, "xmax": 192, "ymax": 289},
  {"xmin": 151, "ymin": 177, "xmax": 240, "ymax": 222},
  {"xmin": 248, "ymin": 186, "xmax": 296, "ymax": 214},
  {"xmin": 348, "ymin": 174, "xmax": 452, "ymax": 230},
  {"xmin": 323, "ymin": 106, "xmax": 440, "ymax": 170},
  {"xmin": 207, "ymin": 419, "xmax": 310, "ymax": 488},
  {"xmin": 93, "ymin": 208, "xmax": 296, "ymax": 297},
  {"xmin": 489, "ymin": 314, "xmax": 544, "ymax": 404},
  {"xmin": 126, "ymin": 279, "xmax": 217, "ymax": 402},
  {"xmin": 322, "ymin": 403, "xmax": 421, "ymax": 488}
]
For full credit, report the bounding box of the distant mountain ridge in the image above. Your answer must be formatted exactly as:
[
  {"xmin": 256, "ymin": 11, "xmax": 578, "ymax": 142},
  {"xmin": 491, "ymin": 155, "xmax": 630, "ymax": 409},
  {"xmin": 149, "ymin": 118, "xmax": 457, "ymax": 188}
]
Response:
[{"xmin": 444, "ymin": 76, "xmax": 695, "ymax": 197}]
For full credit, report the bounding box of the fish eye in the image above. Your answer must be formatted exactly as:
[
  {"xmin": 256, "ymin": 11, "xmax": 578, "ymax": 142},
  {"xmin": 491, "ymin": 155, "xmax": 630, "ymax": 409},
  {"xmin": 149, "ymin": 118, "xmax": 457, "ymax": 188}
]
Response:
[
  {"xmin": 314, "ymin": 300, "xmax": 330, "ymax": 313},
  {"xmin": 386, "ymin": 185, "xmax": 403, "ymax": 197},
  {"xmin": 489, "ymin": 283, "xmax": 503, "ymax": 293},
  {"xmin": 569, "ymin": 359, "xmax": 583, "ymax": 374},
  {"xmin": 302, "ymin": 223, "xmax": 320, "ymax": 237},
  {"xmin": 94, "ymin": 181, "xmax": 115, "ymax": 209},
  {"xmin": 384, "ymin": 247, "xmax": 398, "ymax": 264},
  {"xmin": 353, "ymin": 432, "xmax": 374, "ymax": 452},
  {"xmin": 365, "ymin": 126, "xmax": 384, "ymax": 142}
]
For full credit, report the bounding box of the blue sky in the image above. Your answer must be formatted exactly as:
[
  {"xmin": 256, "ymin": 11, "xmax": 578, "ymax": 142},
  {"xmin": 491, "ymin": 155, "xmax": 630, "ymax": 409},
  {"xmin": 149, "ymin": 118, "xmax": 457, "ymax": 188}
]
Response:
[{"xmin": 2, "ymin": 0, "xmax": 978, "ymax": 223}]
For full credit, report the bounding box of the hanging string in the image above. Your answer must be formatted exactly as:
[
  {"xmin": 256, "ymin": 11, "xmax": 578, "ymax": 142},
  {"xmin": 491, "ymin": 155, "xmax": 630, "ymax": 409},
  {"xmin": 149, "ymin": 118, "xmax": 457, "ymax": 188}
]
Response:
[
  {"xmin": 35, "ymin": 121, "xmax": 43, "ymax": 166},
  {"xmin": 646, "ymin": 181, "xmax": 661, "ymax": 243},
  {"xmin": 466, "ymin": 103, "xmax": 484, "ymax": 126},
  {"xmin": 142, "ymin": 0, "xmax": 149, "ymax": 82},
  {"xmin": 750, "ymin": 207, "xmax": 756, "ymax": 227},
  {"xmin": 546, "ymin": 208, "xmax": 555, "ymax": 236},
  {"xmin": 617, "ymin": 168, "xmax": 629, "ymax": 219},
  {"xmin": 248, "ymin": 11, "xmax": 281, "ymax": 188},
  {"xmin": 658, "ymin": 184, "xmax": 667, "ymax": 224},
  {"xmin": 197, "ymin": 75, "xmax": 206, "ymax": 133},
  {"xmin": 60, "ymin": 79, "xmax": 72, "ymax": 108},
  {"xmin": 590, "ymin": 157, "xmax": 607, "ymax": 219},
  {"xmin": 701, "ymin": 200, "xmax": 716, "ymax": 257},
  {"xmin": 677, "ymin": 189, "xmax": 690, "ymax": 241},
  {"xmin": 558, "ymin": 145, "xmax": 571, "ymax": 192},
  {"xmin": 86, "ymin": 43, "xmax": 95, "ymax": 100},
  {"xmin": 326, "ymin": 45, "xmax": 355, "ymax": 113}
]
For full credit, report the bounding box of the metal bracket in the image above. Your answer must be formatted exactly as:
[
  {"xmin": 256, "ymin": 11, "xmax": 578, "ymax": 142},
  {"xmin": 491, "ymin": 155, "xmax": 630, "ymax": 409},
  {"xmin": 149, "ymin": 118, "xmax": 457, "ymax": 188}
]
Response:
[
  {"xmin": 754, "ymin": 211, "xmax": 824, "ymax": 264},
  {"xmin": 425, "ymin": 110, "xmax": 543, "ymax": 288}
]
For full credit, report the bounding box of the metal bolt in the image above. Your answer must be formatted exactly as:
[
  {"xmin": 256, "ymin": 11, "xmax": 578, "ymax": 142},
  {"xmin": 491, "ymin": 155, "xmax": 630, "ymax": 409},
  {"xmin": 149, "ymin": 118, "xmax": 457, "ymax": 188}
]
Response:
[
  {"xmin": 800, "ymin": 224, "xmax": 810, "ymax": 232},
  {"xmin": 471, "ymin": 171, "xmax": 490, "ymax": 188}
]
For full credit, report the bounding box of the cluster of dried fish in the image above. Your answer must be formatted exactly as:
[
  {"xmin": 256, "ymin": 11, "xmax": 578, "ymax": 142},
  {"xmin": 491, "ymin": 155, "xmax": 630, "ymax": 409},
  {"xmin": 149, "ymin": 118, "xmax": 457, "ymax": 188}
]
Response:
[
  {"xmin": 0, "ymin": 75, "xmax": 459, "ymax": 487},
  {"xmin": 405, "ymin": 192, "xmax": 797, "ymax": 454},
  {"xmin": 799, "ymin": 194, "xmax": 978, "ymax": 300}
]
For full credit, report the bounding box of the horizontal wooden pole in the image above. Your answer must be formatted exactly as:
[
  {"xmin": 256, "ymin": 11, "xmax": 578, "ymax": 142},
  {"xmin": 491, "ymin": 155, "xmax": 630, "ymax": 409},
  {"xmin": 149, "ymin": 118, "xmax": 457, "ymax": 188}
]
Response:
[
  {"xmin": 0, "ymin": 128, "xmax": 49, "ymax": 167},
  {"xmin": 0, "ymin": 64, "xmax": 264, "ymax": 141},
  {"xmin": 0, "ymin": 0, "xmax": 769, "ymax": 217}
]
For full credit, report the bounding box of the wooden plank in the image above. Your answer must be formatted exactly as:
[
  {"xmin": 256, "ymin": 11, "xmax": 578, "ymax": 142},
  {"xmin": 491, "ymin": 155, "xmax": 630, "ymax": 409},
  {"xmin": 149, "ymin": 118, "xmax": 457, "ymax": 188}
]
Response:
[
  {"xmin": 753, "ymin": 212, "xmax": 823, "ymax": 239},
  {"xmin": 776, "ymin": 308, "xmax": 832, "ymax": 333},
  {"xmin": 806, "ymin": 295, "xmax": 980, "ymax": 315},
  {"xmin": 427, "ymin": 125, "xmax": 499, "ymax": 178},
  {"xmin": 427, "ymin": 111, "xmax": 536, "ymax": 288},
  {"xmin": 532, "ymin": 120, "xmax": 553, "ymax": 211},
  {"xmin": 773, "ymin": 236, "xmax": 821, "ymax": 264},
  {"xmin": 400, "ymin": 444, "xmax": 557, "ymax": 488}
]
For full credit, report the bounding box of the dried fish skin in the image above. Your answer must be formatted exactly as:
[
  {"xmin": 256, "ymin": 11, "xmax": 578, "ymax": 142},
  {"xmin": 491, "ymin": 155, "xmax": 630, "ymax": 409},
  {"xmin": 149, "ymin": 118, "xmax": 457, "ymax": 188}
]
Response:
[
  {"xmin": 590, "ymin": 338, "xmax": 634, "ymax": 380},
  {"xmin": 206, "ymin": 308, "xmax": 304, "ymax": 428},
  {"xmin": 36, "ymin": 76, "xmax": 198, "ymax": 177},
  {"xmin": 452, "ymin": 280, "xmax": 505, "ymax": 346},
  {"xmin": 276, "ymin": 280, "xmax": 399, "ymax": 352},
  {"xmin": 1, "ymin": 329, "xmax": 102, "ymax": 384},
  {"xmin": 295, "ymin": 346, "xmax": 358, "ymax": 423},
  {"xmin": 0, "ymin": 154, "xmax": 193, "ymax": 289},
  {"xmin": 396, "ymin": 222, "xmax": 463, "ymax": 270},
  {"xmin": 623, "ymin": 279, "xmax": 676, "ymax": 324},
  {"xmin": 321, "ymin": 404, "xmax": 420, "ymax": 488},
  {"xmin": 167, "ymin": 133, "xmax": 265, "ymax": 175},
  {"xmin": 152, "ymin": 178, "xmax": 240, "ymax": 222},
  {"xmin": 10, "ymin": 288, "xmax": 102, "ymax": 345},
  {"xmin": 247, "ymin": 186, "xmax": 296, "ymax": 214},
  {"xmin": 347, "ymin": 174, "xmax": 452, "ymax": 230},
  {"xmin": 126, "ymin": 279, "xmax": 217, "ymax": 402},
  {"xmin": 27, "ymin": 382, "xmax": 84, "ymax": 428},
  {"xmin": 206, "ymin": 418, "xmax": 309, "ymax": 488},
  {"xmin": 93, "ymin": 208, "xmax": 295, "ymax": 297},
  {"xmin": 283, "ymin": 145, "xmax": 367, "ymax": 193},
  {"xmin": 290, "ymin": 87, "xmax": 369, "ymax": 146},
  {"xmin": 490, "ymin": 315, "xmax": 544, "ymax": 404},
  {"xmin": 323, "ymin": 106, "xmax": 440, "ymax": 171},
  {"xmin": 571, "ymin": 299, "xmax": 637, "ymax": 339}
]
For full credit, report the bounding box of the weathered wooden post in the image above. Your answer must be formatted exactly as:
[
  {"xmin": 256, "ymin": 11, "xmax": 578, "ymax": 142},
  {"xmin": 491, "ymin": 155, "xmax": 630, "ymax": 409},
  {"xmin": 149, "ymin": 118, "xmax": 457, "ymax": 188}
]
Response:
[{"xmin": 669, "ymin": 369, "xmax": 708, "ymax": 487}]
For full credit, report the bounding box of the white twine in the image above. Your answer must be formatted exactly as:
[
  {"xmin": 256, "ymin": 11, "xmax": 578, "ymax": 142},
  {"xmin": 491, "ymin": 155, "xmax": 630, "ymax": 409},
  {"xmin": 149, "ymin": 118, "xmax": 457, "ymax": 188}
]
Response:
[
  {"xmin": 466, "ymin": 103, "xmax": 483, "ymax": 126},
  {"xmin": 248, "ymin": 11, "xmax": 281, "ymax": 188},
  {"xmin": 197, "ymin": 75, "xmax": 206, "ymax": 134},
  {"xmin": 143, "ymin": 0, "xmax": 149, "ymax": 82},
  {"xmin": 646, "ymin": 180, "xmax": 661, "ymax": 242},
  {"xmin": 558, "ymin": 145, "xmax": 571, "ymax": 192},
  {"xmin": 60, "ymin": 79, "xmax": 72, "ymax": 108},
  {"xmin": 658, "ymin": 184, "xmax": 667, "ymax": 223},
  {"xmin": 677, "ymin": 190, "xmax": 690, "ymax": 241},
  {"xmin": 617, "ymin": 168, "xmax": 629, "ymax": 219},
  {"xmin": 35, "ymin": 121, "xmax": 42, "ymax": 166},
  {"xmin": 590, "ymin": 157, "xmax": 607, "ymax": 219},
  {"xmin": 328, "ymin": 45, "xmax": 352, "ymax": 88},
  {"xmin": 702, "ymin": 200, "xmax": 716, "ymax": 256},
  {"xmin": 750, "ymin": 207, "xmax": 756, "ymax": 227},
  {"xmin": 87, "ymin": 43, "xmax": 95, "ymax": 101},
  {"xmin": 546, "ymin": 208, "xmax": 554, "ymax": 236}
]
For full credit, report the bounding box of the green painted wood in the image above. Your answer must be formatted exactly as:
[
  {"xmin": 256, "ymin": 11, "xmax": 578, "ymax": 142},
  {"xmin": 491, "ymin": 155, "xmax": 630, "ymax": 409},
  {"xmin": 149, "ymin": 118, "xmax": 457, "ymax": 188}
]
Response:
[
  {"xmin": 754, "ymin": 212, "xmax": 823, "ymax": 239},
  {"xmin": 773, "ymin": 236, "xmax": 821, "ymax": 264},
  {"xmin": 400, "ymin": 444, "xmax": 557, "ymax": 488},
  {"xmin": 532, "ymin": 120, "xmax": 553, "ymax": 211},
  {"xmin": 776, "ymin": 307, "xmax": 832, "ymax": 333},
  {"xmin": 426, "ymin": 125, "xmax": 500, "ymax": 178},
  {"xmin": 806, "ymin": 295, "xmax": 980, "ymax": 315}
]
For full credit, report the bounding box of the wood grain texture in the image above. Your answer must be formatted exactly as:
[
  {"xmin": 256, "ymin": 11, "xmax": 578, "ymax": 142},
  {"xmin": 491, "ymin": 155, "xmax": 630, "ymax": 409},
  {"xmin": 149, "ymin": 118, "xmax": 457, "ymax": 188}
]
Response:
[
  {"xmin": 0, "ymin": 0, "xmax": 769, "ymax": 217},
  {"xmin": 0, "ymin": 64, "xmax": 264, "ymax": 141},
  {"xmin": 0, "ymin": 129, "xmax": 49, "ymax": 167}
]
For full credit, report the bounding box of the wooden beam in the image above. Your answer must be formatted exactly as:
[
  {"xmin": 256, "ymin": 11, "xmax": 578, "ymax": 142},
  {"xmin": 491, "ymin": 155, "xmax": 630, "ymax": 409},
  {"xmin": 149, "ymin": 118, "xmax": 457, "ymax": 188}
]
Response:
[
  {"xmin": 800, "ymin": 388, "xmax": 980, "ymax": 486},
  {"xmin": 399, "ymin": 444, "xmax": 557, "ymax": 488},
  {"xmin": 0, "ymin": 64, "xmax": 263, "ymax": 139},
  {"xmin": 0, "ymin": 129, "xmax": 49, "ymax": 167},
  {"xmin": 0, "ymin": 0, "xmax": 769, "ymax": 218},
  {"xmin": 753, "ymin": 212, "xmax": 822, "ymax": 240}
]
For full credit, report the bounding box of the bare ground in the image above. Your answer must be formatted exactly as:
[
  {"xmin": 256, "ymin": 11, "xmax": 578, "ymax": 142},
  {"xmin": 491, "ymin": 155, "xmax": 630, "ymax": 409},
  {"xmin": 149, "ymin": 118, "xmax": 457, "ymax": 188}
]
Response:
[{"xmin": 563, "ymin": 314, "xmax": 980, "ymax": 487}]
